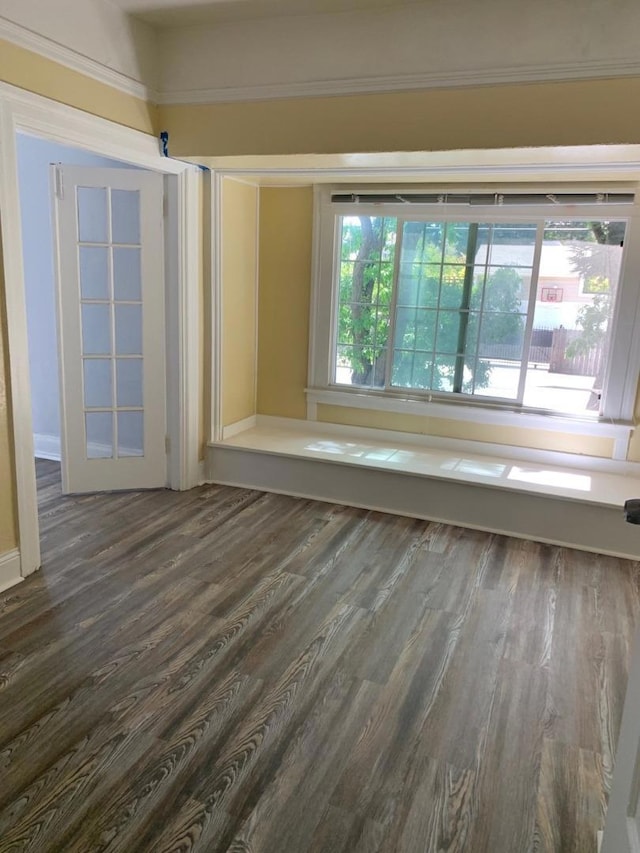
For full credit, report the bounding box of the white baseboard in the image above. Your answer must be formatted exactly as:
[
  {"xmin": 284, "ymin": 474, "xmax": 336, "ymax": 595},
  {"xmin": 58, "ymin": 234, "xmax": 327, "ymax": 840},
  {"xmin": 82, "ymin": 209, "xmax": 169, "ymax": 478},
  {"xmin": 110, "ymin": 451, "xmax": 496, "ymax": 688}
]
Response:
[
  {"xmin": 33, "ymin": 433, "xmax": 61, "ymax": 461},
  {"xmin": 34, "ymin": 434, "xmax": 141, "ymax": 462},
  {"xmin": 222, "ymin": 415, "xmax": 258, "ymax": 441},
  {"xmin": 0, "ymin": 548, "xmax": 23, "ymax": 593}
]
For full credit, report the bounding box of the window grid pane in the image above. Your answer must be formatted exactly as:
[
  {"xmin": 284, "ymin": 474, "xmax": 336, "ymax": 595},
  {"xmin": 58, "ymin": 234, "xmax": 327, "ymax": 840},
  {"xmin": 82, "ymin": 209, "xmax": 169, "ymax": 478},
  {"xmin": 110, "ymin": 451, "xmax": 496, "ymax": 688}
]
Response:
[
  {"xmin": 77, "ymin": 184, "xmax": 146, "ymax": 460},
  {"xmin": 390, "ymin": 221, "xmax": 535, "ymax": 398},
  {"xmin": 330, "ymin": 210, "xmax": 627, "ymax": 416},
  {"xmin": 335, "ymin": 216, "xmax": 397, "ymax": 388}
]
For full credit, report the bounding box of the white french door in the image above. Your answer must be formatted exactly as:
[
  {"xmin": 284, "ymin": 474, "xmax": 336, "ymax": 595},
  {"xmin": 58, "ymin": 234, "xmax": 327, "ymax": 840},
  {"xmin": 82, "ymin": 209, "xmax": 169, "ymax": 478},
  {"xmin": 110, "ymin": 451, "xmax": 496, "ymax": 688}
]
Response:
[{"xmin": 53, "ymin": 165, "xmax": 166, "ymax": 493}]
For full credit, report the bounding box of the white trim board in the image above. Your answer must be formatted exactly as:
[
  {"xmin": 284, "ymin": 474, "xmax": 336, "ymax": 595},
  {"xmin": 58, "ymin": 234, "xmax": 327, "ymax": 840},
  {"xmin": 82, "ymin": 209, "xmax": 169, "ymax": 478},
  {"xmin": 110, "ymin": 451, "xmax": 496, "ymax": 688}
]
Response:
[
  {"xmin": 1, "ymin": 12, "xmax": 639, "ymax": 110},
  {"xmin": 210, "ymin": 171, "xmax": 223, "ymax": 443},
  {"xmin": 0, "ymin": 549, "xmax": 23, "ymax": 594},
  {"xmin": 33, "ymin": 433, "xmax": 61, "ymax": 462},
  {"xmin": 0, "ymin": 81, "xmax": 201, "ymax": 577},
  {"xmin": 208, "ymin": 445, "xmax": 640, "ymax": 560},
  {"xmin": 222, "ymin": 415, "xmax": 258, "ymax": 440},
  {"xmin": 158, "ymin": 57, "xmax": 640, "ymax": 106},
  {"xmin": 0, "ymin": 17, "xmax": 157, "ymax": 103}
]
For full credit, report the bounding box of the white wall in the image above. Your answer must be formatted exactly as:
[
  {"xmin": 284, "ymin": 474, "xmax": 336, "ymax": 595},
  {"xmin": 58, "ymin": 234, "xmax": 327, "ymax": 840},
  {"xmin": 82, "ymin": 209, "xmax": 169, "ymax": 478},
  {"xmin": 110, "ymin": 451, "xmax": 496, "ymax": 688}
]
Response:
[
  {"xmin": 157, "ymin": 0, "xmax": 640, "ymax": 102},
  {"xmin": 0, "ymin": 0, "xmax": 158, "ymax": 87},
  {"xmin": 16, "ymin": 134, "xmax": 133, "ymax": 459}
]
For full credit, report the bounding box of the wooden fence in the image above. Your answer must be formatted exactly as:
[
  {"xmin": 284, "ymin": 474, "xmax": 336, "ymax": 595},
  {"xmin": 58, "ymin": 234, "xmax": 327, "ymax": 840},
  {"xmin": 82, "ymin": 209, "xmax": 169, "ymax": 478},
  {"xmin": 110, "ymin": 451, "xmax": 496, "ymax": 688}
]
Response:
[
  {"xmin": 548, "ymin": 327, "xmax": 605, "ymax": 376},
  {"xmin": 479, "ymin": 326, "xmax": 604, "ymax": 377}
]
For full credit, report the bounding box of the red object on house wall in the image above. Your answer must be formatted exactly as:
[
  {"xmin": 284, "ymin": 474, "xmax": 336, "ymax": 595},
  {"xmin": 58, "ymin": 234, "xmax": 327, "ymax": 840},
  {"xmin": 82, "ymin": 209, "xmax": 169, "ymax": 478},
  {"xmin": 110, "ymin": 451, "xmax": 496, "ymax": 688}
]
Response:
[{"xmin": 541, "ymin": 287, "xmax": 563, "ymax": 302}]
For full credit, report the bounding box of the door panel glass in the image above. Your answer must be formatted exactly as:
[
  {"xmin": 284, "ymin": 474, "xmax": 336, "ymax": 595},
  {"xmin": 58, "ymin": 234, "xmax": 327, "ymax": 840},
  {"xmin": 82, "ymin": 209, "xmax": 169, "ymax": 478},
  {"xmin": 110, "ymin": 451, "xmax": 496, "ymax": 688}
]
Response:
[
  {"xmin": 79, "ymin": 246, "xmax": 110, "ymax": 299},
  {"xmin": 77, "ymin": 187, "xmax": 108, "ymax": 243},
  {"xmin": 83, "ymin": 359, "xmax": 112, "ymax": 408},
  {"xmin": 116, "ymin": 358, "xmax": 143, "ymax": 407},
  {"xmin": 114, "ymin": 304, "xmax": 142, "ymax": 355},
  {"xmin": 117, "ymin": 411, "xmax": 144, "ymax": 457},
  {"xmin": 113, "ymin": 247, "xmax": 142, "ymax": 301},
  {"xmin": 111, "ymin": 189, "xmax": 141, "ymax": 245},
  {"xmin": 81, "ymin": 304, "xmax": 112, "ymax": 355},
  {"xmin": 86, "ymin": 412, "xmax": 113, "ymax": 458}
]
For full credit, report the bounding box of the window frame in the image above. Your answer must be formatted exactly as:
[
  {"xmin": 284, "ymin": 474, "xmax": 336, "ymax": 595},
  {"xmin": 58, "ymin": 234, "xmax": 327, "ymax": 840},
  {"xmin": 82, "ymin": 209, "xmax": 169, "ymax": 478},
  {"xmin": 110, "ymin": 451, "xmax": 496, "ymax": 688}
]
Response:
[{"xmin": 308, "ymin": 186, "xmax": 640, "ymax": 429}]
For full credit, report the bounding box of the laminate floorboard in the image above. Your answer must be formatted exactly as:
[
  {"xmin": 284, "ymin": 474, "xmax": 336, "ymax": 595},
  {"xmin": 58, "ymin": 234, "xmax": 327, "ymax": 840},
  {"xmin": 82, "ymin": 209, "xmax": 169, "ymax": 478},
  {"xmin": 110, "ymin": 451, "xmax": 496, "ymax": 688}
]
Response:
[{"xmin": 0, "ymin": 458, "xmax": 638, "ymax": 852}]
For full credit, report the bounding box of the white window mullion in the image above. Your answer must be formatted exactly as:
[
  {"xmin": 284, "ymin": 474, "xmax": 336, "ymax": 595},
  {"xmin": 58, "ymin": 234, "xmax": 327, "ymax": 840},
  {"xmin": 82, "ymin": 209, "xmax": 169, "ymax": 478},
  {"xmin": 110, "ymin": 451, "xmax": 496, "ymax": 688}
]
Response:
[
  {"xmin": 600, "ymin": 210, "xmax": 640, "ymax": 420},
  {"xmin": 470, "ymin": 223, "xmax": 492, "ymax": 396},
  {"xmin": 328, "ymin": 213, "xmax": 343, "ymax": 385},
  {"xmin": 516, "ymin": 222, "xmax": 545, "ymax": 405},
  {"xmin": 384, "ymin": 217, "xmax": 404, "ymax": 390}
]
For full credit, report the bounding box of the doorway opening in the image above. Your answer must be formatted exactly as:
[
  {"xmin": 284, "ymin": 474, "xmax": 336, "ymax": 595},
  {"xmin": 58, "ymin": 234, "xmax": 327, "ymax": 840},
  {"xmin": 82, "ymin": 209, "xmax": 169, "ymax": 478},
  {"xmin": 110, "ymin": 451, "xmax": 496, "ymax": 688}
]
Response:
[
  {"xmin": 18, "ymin": 135, "xmax": 143, "ymax": 467},
  {"xmin": 1, "ymin": 87, "xmax": 200, "ymax": 587}
]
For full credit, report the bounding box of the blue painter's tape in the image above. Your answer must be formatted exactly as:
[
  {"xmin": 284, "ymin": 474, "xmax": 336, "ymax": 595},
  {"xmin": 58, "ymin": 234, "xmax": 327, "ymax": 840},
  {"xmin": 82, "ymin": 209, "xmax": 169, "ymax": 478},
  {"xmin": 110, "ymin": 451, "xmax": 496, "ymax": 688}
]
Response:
[{"xmin": 159, "ymin": 131, "xmax": 208, "ymax": 171}]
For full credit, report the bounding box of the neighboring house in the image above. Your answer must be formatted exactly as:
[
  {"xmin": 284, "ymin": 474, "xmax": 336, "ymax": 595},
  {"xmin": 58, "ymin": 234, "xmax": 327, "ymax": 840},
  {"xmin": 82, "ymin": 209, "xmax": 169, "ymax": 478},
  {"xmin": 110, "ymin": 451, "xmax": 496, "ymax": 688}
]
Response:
[{"xmin": 486, "ymin": 240, "xmax": 622, "ymax": 330}]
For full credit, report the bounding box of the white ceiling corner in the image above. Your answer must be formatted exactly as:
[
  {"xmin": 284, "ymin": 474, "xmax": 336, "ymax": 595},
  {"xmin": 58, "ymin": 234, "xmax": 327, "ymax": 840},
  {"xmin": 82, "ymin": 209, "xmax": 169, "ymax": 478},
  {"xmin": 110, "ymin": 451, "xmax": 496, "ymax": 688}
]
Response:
[{"xmin": 111, "ymin": 0, "xmax": 410, "ymax": 27}]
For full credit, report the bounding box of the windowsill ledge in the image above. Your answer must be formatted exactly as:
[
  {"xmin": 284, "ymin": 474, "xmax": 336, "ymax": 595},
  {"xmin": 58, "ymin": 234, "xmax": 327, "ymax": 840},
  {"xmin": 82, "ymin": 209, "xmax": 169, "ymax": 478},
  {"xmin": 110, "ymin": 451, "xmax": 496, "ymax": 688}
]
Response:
[
  {"xmin": 211, "ymin": 416, "xmax": 640, "ymax": 508},
  {"xmin": 305, "ymin": 387, "xmax": 634, "ymax": 459}
]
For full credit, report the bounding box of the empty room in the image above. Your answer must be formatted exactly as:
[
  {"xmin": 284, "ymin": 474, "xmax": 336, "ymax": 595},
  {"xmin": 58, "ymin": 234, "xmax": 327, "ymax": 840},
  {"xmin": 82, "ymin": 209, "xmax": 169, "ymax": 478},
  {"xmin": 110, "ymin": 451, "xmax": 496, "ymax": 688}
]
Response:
[{"xmin": 2, "ymin": 1, "xmax": 640, "ymax": 851}]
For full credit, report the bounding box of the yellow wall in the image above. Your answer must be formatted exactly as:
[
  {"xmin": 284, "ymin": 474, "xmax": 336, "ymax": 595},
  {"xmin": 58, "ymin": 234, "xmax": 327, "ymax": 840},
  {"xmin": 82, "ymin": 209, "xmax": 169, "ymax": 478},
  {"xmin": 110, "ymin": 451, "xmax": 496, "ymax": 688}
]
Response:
[
  {"xmin": 221, "ymin": 177, "xmax": 259, "ymax": 427},
  {"xmin": 257, "ymin": 187, "xmax": 313, "ymax": 420},
  {"xmin": 0, "ymin": 39, "xmax": 156, "ymax": 134},
  {"xmin": 0, "ymin": 233, "xmax": 18, "ymax": 554},
  {"xmin": 160, "ymin": 77, "xmax": 640, "ymax": 157},
  {"xmin": 316, "ymin": 405, "xmax": 614, "ymax": 458}
]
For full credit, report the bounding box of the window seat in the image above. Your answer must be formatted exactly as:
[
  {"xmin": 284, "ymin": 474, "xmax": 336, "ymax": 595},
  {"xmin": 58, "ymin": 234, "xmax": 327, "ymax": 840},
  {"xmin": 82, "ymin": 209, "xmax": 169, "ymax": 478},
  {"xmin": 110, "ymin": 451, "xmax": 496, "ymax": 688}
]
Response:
[{"xmin": 208, "ymin": 418, "xmax": 640, "ymax": 559}]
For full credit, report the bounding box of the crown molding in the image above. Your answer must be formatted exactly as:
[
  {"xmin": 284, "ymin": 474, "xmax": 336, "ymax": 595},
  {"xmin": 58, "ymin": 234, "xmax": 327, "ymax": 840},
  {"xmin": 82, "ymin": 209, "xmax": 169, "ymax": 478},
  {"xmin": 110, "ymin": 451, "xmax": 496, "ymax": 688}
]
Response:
[
  {"xmin": 158, "ymin": 57, "xmax": 640, "ymax": 105},
  {"xmin": 1, "ymin": 13, "xmax": 638, "ymax": 110},
  {"xmin": 0, "ymin": 16, "xmax": 158, "ymax": 103}
]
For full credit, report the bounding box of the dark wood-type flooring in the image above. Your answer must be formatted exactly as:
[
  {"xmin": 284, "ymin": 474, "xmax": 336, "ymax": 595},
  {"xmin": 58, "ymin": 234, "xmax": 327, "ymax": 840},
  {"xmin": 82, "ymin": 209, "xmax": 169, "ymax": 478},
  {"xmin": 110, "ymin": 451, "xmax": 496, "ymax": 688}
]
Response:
[{"xmin": 0, "ymin": 459, "xmax": 639, "ymax": 852}]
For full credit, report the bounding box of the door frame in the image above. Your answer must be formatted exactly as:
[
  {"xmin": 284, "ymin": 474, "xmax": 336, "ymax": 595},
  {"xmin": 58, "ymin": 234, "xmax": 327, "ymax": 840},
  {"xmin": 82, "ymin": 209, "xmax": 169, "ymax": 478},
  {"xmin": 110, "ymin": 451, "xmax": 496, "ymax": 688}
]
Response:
[{"xmin": 0, "ymin": 81, "xmax": 202, "ymax": 579}]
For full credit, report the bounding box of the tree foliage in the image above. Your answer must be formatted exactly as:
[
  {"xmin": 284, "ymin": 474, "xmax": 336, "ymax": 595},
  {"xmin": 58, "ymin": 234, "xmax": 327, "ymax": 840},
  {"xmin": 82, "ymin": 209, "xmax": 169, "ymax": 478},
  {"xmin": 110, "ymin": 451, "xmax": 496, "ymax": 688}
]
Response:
[
  {"xmin": 563, "ymin": 223, "xmax": 623, "ymax": 366},
  {"xmin": 338, "ymin": 216, "xmax": 525, "ymax": 393}
]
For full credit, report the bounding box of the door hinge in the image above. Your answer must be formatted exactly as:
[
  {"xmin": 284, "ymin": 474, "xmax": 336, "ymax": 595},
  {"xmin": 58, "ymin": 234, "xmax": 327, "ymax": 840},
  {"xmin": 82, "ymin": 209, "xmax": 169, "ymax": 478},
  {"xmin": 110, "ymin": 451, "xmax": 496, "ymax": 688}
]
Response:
[
  {"xmin": 54, "ymin": 165, "xmax": 64, "ymax": 200},
  {"xmin": 165, "ymin": 435, "xmax": 171, "ymax": 454}
]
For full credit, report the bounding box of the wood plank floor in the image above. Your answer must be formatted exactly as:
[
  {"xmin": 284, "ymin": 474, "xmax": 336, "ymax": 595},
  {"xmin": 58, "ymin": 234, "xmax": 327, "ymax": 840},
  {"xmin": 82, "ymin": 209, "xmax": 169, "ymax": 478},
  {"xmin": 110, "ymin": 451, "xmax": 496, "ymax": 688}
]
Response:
[{"xmin": 0, "ymin": 459, "xmax": 639, "ymax": 852}]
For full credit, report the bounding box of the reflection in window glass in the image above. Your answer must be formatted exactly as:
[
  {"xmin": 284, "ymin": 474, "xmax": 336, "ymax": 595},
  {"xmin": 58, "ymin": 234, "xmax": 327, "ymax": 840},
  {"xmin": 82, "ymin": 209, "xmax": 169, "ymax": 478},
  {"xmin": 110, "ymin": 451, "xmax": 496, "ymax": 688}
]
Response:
[
  {"xmin": 77, "ymin": 187, "xmax": 108, "ymax": 243},
  {"xmin": 86, "ymin": 412, "xmax": 113, "ymax": 458},
  {"xmin": 335, "ymin": 216, "xmax": 396, "ymax": 388},
  {"xmin": 391, "ymin": 221, "xmax": 534, "ymax": 399},
  {"xmin": 522, "ymin": 221, "xmax": 625, "ymax": 414},
  {"xmin": 331, "ymin": 214, "xmax": 626, "ymax": 416},
  {"xmin": 117, "ymin": 411, "xmax": 144, "ymax": 457}
]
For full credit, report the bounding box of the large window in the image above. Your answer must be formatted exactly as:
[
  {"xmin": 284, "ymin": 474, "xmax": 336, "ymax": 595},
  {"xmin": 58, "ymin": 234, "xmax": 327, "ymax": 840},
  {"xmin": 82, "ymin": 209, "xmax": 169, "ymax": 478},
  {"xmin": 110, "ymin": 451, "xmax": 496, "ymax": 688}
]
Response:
[{"xmin": 311, "ymin": 191, "xmax": 637, "ymax": 422}]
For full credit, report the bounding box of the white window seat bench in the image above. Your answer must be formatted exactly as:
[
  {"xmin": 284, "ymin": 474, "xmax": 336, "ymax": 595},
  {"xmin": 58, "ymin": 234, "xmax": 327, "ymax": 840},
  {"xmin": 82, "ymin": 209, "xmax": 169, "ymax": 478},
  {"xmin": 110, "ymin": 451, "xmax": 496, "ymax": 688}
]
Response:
[{"xmin": 208, "ymin": 418, "xmax": 640, "ymax": 560}]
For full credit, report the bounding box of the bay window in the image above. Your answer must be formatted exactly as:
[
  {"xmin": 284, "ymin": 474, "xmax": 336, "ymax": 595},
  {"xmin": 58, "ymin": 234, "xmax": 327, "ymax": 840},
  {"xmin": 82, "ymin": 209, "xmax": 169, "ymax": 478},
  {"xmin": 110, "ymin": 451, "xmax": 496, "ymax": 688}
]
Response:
[{"xmin": 309, "ymin": 189, "xmax": 640, "ymax": 425}]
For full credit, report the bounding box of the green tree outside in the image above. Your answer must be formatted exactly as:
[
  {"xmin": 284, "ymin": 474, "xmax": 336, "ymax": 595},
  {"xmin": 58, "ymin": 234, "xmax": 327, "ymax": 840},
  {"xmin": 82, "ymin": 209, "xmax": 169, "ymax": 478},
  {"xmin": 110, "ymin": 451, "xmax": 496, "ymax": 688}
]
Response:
[{"xmin": 337, "ymin": 216, "xmax": 525, "ymax": 393}]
